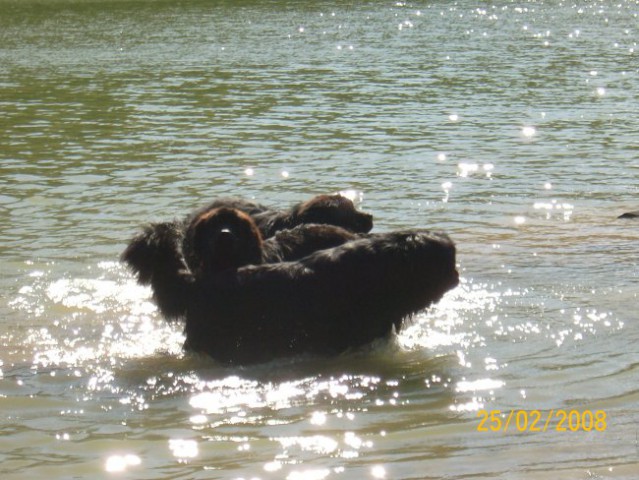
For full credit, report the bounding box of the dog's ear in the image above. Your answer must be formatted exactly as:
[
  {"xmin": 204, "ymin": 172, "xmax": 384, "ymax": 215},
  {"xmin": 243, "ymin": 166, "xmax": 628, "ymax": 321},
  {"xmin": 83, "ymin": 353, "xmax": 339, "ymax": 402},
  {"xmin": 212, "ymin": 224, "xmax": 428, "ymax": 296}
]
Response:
[
  {"xmin": 121, "ymin": 221, "xmax": 191, "ymax": 320},
  {"xmin": 121, "ymin": 222, "xmax": 183, "ymax": 284}
]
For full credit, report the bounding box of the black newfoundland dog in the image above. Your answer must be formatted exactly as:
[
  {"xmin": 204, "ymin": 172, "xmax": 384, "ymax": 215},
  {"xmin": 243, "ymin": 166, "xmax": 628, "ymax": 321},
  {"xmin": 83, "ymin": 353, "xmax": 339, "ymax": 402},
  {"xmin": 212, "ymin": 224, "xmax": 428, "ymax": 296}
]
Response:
[{"xmin": 122, "ymin": 202, "xmax": 458, "ymax": 365}]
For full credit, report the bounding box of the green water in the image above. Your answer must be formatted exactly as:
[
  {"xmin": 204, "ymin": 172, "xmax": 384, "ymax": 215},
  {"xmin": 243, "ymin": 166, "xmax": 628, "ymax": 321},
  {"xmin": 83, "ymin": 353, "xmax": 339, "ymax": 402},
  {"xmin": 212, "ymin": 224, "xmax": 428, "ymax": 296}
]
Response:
[{"xmin": 1, "ymin": 0, "xmax": 638, "ymax": 478}]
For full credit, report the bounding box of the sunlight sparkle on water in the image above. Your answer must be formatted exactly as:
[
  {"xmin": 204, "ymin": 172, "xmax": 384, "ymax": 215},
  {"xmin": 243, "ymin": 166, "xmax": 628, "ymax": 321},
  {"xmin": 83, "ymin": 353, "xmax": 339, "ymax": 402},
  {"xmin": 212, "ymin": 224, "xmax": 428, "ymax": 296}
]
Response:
[
  {"xmin": 189, "ymin": 377, "xmax": 262, "ymax": 414},
  {"xmin": 483, "ymin": 163, "xmax": 494, "ymax": 178},
  {"xmin": 188, "ymin": 375, "xmax": 360, "ymax": 415},
  {"xmin": 371, "ymin": 465, "xmax": 387, "ymax": 478},
  {"xmin": 190, "ymin": 414, "xmax": 208, "ymax": 425},
  {"xmin": 15, "ymin": 268, "xmax": 184, "ymax": 369},
  {"xmin": 265, "ymin": 381, "xmax": 306, "ymax": 407},
  {"xmin": 456, "ymin": 378, "xmax": 505, "ymax": 393},
  {"xmin": 449, "ymin": 398, "xmax": 484, "ymax": 412},
  {"xmin": 338, "ymin": 189, "xmax": 364, "ymax": 204},
  {"xmin": 344, "ymin": 431, "xmax": 372, "ymax": 450},
  {"xmin": 264, "ymin": 461, "xmax": 283, "ymax": 472},
  {"xmin": 533, "ymin": 200, "xmax": 573, "ymax": 220},
  {"xmin": 398, "ymin": 20, "xmax": 414, "ymax": 30},
  {"xmin": 277, "ymin": 435, "xmax": 338, "ymax": 455},
  {"xmin": 287, "ymin": 469, "xmax": 330, "ymax": 480},
  {"xmin": 521, "ymin": 126, "xmax": 536, "ymax": 138},
  {"xmin": 398, "ymin": 278, "xmax": 492, "ymax": 351},
  {"xmin": 46, "ymin": 278, "xmax": 147, "ymax": 314},
  {"xmin": 105, "ymin": 454, "xmax": 141, "ymax": 473},
  {"xmin": 169, "ymin": 439, "xmax": 199, "ymax": 461},
  {"xmin": 456, "ymin": 162, "xmax": 494, "ymax": 178},
  {"xmin": 457, "ymin": 162, "xmax": 479, "ymax": 177},
  {"xmin": 310, "ymin": 411, "xmax": 327, "ymax": 425},
  {"xmin": 441, "ymin": 181, "xmax": 453, "ymax": 202}
]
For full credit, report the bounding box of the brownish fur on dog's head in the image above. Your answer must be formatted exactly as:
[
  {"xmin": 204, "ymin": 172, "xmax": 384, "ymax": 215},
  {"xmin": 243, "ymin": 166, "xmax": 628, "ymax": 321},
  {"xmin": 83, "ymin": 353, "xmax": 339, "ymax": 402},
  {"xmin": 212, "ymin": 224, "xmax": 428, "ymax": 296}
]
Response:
[
  {"xmin": 294, "ymin": 194, "xmax": 373, "ymax": 233},
  {"xmin": 184, "ymin": 207, "xmax": 263, "ymax": 275}
]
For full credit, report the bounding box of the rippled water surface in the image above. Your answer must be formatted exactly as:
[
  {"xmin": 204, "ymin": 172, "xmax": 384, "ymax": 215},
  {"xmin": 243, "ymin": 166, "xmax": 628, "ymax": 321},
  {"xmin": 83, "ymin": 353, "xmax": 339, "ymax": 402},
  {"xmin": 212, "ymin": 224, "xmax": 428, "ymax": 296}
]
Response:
[{"xmin": 1, "ymin": 0, "xmax": 638, "ymax": 478}]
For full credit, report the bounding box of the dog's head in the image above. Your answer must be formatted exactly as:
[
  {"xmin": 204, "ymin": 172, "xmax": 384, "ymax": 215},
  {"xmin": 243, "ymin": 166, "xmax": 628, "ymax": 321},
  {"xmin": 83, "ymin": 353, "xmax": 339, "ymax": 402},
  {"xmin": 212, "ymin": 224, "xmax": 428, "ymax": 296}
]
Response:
[
  {"xmin": 184, "ymin": 207, "xmax": 263, "ymax": 275},
  {"xmin": 295, "ymin": 194, "xmax": 373, "ymax": 233}
]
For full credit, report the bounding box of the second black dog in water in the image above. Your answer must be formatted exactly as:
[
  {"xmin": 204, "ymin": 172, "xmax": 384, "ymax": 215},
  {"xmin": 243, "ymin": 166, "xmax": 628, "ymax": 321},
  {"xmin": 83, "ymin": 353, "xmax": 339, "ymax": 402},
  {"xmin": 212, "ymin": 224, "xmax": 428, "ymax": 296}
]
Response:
[{"xmin": 618, "ymin": 210, "xmax": 639, "ymax": 219}]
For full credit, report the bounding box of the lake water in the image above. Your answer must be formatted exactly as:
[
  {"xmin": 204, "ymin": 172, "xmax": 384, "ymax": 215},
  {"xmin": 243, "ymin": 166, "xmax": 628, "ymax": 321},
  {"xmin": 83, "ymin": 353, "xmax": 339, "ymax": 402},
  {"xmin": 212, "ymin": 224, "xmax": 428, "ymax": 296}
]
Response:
[{"xmin": 1, "ymin": 0, "xmax": 638, "ymax": 478}]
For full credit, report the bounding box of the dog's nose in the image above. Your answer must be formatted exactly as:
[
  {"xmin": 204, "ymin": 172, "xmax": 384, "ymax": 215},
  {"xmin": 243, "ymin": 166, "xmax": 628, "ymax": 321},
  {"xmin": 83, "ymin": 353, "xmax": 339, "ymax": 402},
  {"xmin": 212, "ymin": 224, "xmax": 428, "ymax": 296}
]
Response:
[
  {"xmin": 358, "ymin": 214, "xmax": 374, "ymax": 232},
  {"xmin": 215, "ymin": 228, "xmax": 236, "ymax": 249}
]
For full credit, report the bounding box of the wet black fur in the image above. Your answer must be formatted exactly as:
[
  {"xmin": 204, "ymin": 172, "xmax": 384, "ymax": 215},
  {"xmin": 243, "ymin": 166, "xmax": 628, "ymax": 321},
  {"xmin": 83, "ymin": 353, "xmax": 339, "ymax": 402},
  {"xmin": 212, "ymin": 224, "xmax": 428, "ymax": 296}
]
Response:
[
  {"xmin": 122, "ymin": 208, "xmax": 358, "ymax": 317},
  {"xmin": 123, "ymin": 208, "xmax": 359, "ymax": 278},
  {"xmin": 121, "ymin": 208, "xmax": 459, "ymax": 365},
  {"xmin": 192, "ymin": 194, "xmax": 373, "ymax": 238}
]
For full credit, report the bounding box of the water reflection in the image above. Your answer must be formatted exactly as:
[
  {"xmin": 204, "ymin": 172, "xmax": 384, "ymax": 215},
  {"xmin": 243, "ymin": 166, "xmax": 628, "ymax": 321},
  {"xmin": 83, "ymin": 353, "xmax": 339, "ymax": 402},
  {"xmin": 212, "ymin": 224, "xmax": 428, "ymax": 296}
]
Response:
[
  {"xmin": 2, "ymin": 0, "xmax": 639, "ymax": 477},
  {"xmin": 2, "ymin": 203, "xmax": 636, "ymax": 475},
  {"xmin": 2, "ymin": 256, "xmax": 472, "ymax": 475},
  {"xmin": 105, "ymin": 453, "xmax": 142, "ymax": 473},
  {"xmin": 169, "ymin": 438, "xmax": 199, "ymax": 462}
]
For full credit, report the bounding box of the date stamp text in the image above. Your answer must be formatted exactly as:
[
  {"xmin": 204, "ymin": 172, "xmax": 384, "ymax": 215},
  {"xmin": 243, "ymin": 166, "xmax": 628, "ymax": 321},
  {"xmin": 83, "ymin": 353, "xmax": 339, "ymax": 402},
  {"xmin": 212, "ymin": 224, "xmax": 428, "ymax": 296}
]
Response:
[{"xmin": 477, "ymin": 409, "xmax": 607, "ymax": 433}]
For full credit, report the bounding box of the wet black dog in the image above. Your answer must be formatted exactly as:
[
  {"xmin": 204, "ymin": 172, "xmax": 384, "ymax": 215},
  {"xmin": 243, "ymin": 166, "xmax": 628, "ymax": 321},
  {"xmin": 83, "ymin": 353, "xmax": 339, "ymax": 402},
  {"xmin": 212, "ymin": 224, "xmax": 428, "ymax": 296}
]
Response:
[
  {"xmin": 125, "ymin": 208, "xmax": 359, "ymax": 280},
  {"xmin": 124, "ymin": 207, "xmax": 359, "ymax": 317},
  {"xmin": 191, "ymin": 193, "xmax": 373, "ymax": 237},
  {"xmin": 142, "ymin": 193, "xmax": 371, "ymax": 277},
  {"xmin": 122, "ymin": 207, "xmax": 459, "ymax": 365},
  {"xmin": 181, "ymin": 207, "xmax": 359, "ymax": 276},
  {"xmin": 618, "ymin": 210, "xmax": 639, "ymax": 219}
]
